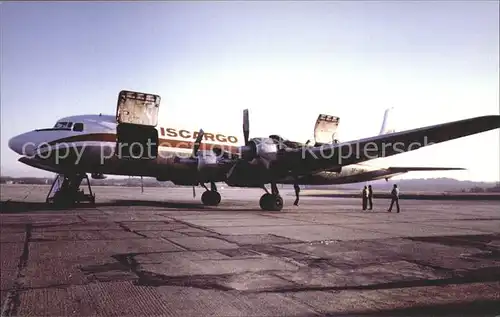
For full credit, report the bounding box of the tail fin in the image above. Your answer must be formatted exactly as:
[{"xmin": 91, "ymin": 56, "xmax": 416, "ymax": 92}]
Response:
[{"xmin": 379, "ymin": 107, "xmax": 396, "ymax": 135}]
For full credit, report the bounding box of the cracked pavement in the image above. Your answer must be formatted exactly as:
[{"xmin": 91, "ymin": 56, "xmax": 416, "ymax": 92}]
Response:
[{"xmin": 1, "ymin": 185, "xmax": 500, "ymax": 316}]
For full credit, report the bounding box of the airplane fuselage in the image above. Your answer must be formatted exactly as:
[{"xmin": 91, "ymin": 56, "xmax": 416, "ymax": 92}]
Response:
[{"xmin": 8, "ymin": 114, "xmax": 398, "ymax": 186}]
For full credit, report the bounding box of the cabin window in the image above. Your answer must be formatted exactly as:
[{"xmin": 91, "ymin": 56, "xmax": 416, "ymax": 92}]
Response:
[{"xmin": 73, "ymin": 123, "xmax": 84, "ymax": 132}]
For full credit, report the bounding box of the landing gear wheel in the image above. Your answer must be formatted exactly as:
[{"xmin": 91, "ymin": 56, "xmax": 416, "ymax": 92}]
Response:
[
  {"xmin": 259, "ymin": 193, "xmax": 272, "ymax": 210},
  {"xmin": 201, "ymin": 191, "xmax": 221, "ymax": 206},
  {"xmin": 259, "ymin": 193, "xmax": 283, "ymax": 211}
]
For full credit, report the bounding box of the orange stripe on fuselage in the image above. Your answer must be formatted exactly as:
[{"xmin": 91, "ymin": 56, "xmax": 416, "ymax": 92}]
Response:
[{"xmin": 47, "ymin": 133, "xmax": 242, "ymax": 153}]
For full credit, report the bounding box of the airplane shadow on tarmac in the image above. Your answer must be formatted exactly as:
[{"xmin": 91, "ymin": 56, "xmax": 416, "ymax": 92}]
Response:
[{"xmin": 0, "ymin": 199, "xmax": 266, "ymax": 213}]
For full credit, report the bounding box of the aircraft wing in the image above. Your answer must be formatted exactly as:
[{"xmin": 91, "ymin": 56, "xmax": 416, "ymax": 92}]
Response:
[{"xmin": 279, "ymin": 115, "xmax": 500, "ymax": 177}]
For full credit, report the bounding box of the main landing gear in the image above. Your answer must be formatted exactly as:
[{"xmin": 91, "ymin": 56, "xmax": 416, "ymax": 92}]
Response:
[
  {"xmin": 259, "ymin": 182, "xmax": 301, "ymax": 211},
  {"xmin": 259, "ymin": 183, "xmax": 284, "ymax": 211},
  {"xmin": 46, "ymin": 173, "xmax": 96, "ymax": 207},
  {"xmin": 200, "ymin": 182, "xmax": 221, "ymax": 206}
]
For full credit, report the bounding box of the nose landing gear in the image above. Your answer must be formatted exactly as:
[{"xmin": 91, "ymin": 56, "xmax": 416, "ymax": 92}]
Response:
[{"xmin": 46, "ymin": 173, "xmax": 96, "ymax": 207}]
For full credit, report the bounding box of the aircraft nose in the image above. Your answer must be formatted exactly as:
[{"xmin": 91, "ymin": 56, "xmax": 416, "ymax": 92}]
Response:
[
  {"xmin": 8, "ymin": 135, "xmax": 22, "ymax": 154},
  {"xmin": 8, "ymin": 133, "xmax": 36, "ymax": 156}
]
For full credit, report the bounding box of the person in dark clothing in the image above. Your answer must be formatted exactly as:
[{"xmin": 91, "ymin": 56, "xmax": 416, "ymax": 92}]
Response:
[
  {"xmin": 388, "ymin": 184, "xmax": 400, "ymax": 213},
  {"xmin": 367, "ymin": 185, "xmax": 373, "ymax": 210},
  {"xmin": 293, "ymin": 184, "xmax": 300, "ymax": 206},
  {"xmin": 362, "ymin": 186, "xmax": 368, "ymax": 210}
]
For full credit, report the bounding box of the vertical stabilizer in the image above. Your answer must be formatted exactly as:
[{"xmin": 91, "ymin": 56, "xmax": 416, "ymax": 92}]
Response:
[{"xmin": 379, "ymin": 107, "xmax": 396, "ymax": 135}]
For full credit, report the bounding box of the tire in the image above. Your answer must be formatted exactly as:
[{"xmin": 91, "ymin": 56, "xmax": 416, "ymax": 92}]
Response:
[
  {"xmin": 259, "ymin": 193, "xmax": 272, "ymax": 210},
  {"xmin": 201, "ymin": 191, "xmax": 221, "ymax": 206},
  {"xmin": 271, "ymin": 195, "xmax": 284, "ymax": 211},
  {"xmin": 259, "ymin": 194, "xmax": 283, "ymax": 211}
]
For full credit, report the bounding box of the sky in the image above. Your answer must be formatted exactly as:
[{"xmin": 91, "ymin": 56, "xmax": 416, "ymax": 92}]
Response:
[{"xmin": 1, "ymin": 1, "xmax": 499, "ymax": 182}]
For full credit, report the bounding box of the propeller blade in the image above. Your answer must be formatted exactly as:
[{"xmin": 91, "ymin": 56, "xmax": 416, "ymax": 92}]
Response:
[
  {"xmin": 192, "ymin": 129, "xmax": 204, "ymax": 156},
  {"xmin": 243, "ymin": 109, "xmax": 249, "ymax": 145}
]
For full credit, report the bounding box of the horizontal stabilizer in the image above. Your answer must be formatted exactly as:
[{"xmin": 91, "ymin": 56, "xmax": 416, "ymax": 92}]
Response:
[{"xmin": 388, "ymin": 167, "xmax": 466, "ymax": 173}]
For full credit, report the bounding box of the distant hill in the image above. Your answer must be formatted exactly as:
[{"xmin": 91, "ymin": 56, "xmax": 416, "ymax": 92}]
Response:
[{"xmin": 1, "ymin": 176, "xmax": 499, "ymax": 193}]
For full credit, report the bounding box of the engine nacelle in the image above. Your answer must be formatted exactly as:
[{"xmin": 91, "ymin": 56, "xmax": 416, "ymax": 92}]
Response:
[
  {"xmin": 197, "ymin": 151, "xmax": 218, "ymax": 169},
  {"xmin": 174, "ymin": 150, "xmax": 223, "ymax": 182},
  {"xmin": 240, "ymin": 137, "xmax": 278, "ymax": 162},
  {"xmin": 196, "ymin": 151, "xmax": 219, "ymax": 181},
  {"xmin": 175, "ymin": 151, "xmax": 219, "ymax": 168},
  {"xmin": 91, "ymin": 172, "xmax": 106, "ymax": 180}
]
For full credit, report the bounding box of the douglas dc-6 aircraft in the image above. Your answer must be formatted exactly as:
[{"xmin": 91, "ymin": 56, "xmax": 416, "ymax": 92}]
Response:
[{"xmin": 8, "ymin": 90, "xmax": 500, "ymax": 211}]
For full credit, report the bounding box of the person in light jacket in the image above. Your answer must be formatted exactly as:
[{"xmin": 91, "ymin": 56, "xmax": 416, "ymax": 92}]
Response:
[{"xmin": 388, "ymin": 184, "xmax": 400, "ymax": 213}]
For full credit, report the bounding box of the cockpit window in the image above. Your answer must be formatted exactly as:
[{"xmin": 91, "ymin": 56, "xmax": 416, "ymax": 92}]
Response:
[
  {"xmin": 73, "ymin": 123, "xmax": 84, "ymax": 132},
  {"xmin": 35, "ymin": 121, "xmax": 74, "ymax": 132},
  {"xmin": 53, "ymin": 122, "xmax": 73, "ymax": 129}
]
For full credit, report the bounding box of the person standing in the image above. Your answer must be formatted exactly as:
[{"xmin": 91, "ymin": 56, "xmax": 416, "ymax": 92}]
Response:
[
  {"xmin": 293, "ymin": 184, "xmax": 300, "ymax": 206},
  {"xmin": 388, "ymin": 184, "xmax": 400, "ymax": 213},
  {"xmin": 367, "ymin": 185, "xmax": 374, "ymax": 210},
  {"xmin": 362, "ymin": 186, "xmax": 368, "ymax": 210}
]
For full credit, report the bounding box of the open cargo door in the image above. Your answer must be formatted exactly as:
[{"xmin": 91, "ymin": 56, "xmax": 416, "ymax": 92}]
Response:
[
  {"xmin": 314, "ymin": 114, "xmax": 340, "ymax": 146},
  {"xmin": 115, "ymin": 90, "xmax": 160, "ymax": 159}
]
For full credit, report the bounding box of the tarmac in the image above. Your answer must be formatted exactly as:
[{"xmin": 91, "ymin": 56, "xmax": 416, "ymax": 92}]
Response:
[{"xmin": 1, "ymin": 184, "xmax": 499, "ymax": 316}]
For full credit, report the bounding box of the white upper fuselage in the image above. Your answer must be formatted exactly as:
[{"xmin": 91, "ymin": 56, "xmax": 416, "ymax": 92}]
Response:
[{"xmin": 9, "ymin": 113, "xmax": 241, "ymax": 154}]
